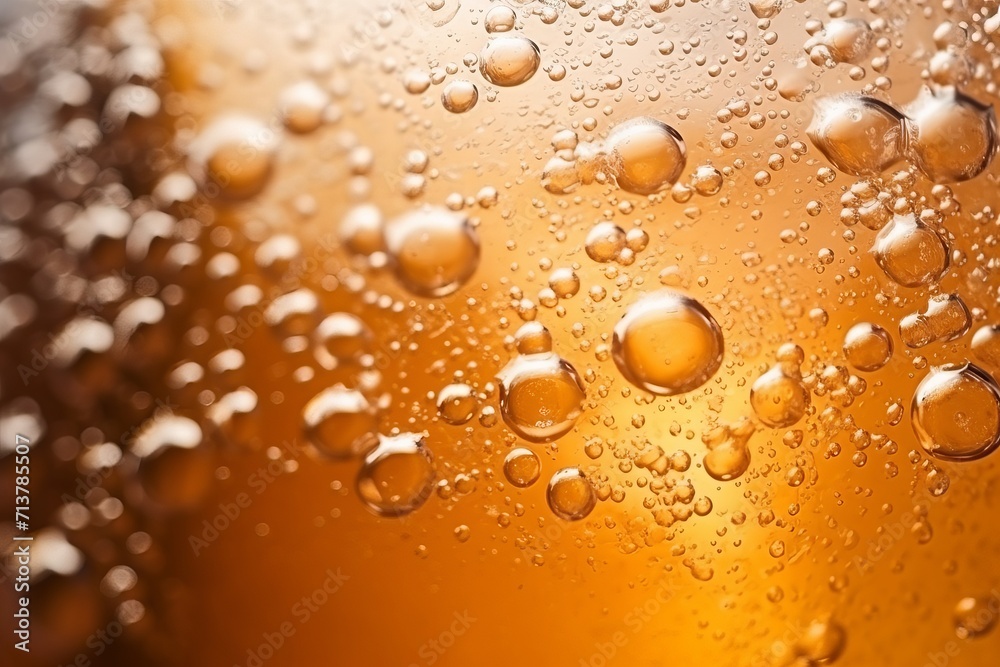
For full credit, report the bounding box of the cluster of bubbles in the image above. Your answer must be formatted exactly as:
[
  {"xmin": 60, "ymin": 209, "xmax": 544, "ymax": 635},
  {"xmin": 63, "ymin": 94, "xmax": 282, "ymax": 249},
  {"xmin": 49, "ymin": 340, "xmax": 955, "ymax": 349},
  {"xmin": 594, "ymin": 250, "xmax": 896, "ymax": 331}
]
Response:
[
  {"xmin": 809, "ymin": 87, "xmax": 997, "ymax": 183},
  {"xmin": 542, "ymin": 117, "xmax": 687, "ymax": 196},
  {"xmin": 5, "ymin": 0, "xmax": 1000, "ymax": 661}
]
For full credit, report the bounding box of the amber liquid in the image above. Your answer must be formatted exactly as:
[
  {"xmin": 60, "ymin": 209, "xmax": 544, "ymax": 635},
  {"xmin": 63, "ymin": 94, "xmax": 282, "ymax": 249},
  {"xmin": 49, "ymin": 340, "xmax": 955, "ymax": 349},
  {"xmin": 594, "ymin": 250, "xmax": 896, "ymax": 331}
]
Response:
[{"xmin": 3, "ymin": 1, "xmax": 1000, "ymax": 666}]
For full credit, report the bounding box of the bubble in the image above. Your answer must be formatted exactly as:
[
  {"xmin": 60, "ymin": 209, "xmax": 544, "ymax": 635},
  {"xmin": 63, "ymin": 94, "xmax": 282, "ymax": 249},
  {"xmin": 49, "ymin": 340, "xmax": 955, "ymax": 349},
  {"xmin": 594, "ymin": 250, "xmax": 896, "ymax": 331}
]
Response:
[
  {"xmin": 356, "ymin": 433, "xmax": 436, "ymax": 517},
  {"xmin": 263, "ymin": 288, "xmax": 320, "ymax": 337},
  {"xmin": 612, "ymin": 290, "xmax": 724, "ymax": 396},
  {"xmin": 207, "ymin": 387, "xmax": 259, "ymax": 445},
  {"xmin": 278, "ymin": 80, "xmax": 330, "ymax": 133},
  {"xmin": 807, "ymin": 95, "xmax": 905, "ymax": 176},
  {"xmin": 303, "ymin": 386, "xmax": 379, "ymax": 459},
  {"xmin": 954, "ymin": 596, "xmax": 999, "ymax": 639},
  {"xmin": 703, "ymin": 419, "xmax": 755, "ymax": 482},
  {"xmin": 132, "ymin": 415, "xmax": 202, "ymax": 457},
  {"xmin": 546, "ymin": 467, "xmax": 596, "ymax": 520},
  {"xmin": 605, "ymin": 117, "xmax": 687, "ymax": 195},
  {"xmin": 905, "ymin": 86, "xmax": 997, "ymax": 182},
  {"xmin": 911, "ymin": 362, "xmax": 1000, "ymax": 462},
  {"xmin": 749, "ymin": 0, "xmax": 783, "ymax": 19},
  {"xmin": 441, "ymin": 80, "xmax": 479, "ymax": 113},
  {"xmin": 899, "ymin": 294, "xmax": 970, "ymax": 349},
  {"xmin": 186, "ymin": 115, "xmax": 278, "ymax": 200},
  {"xmin": 514, "ymin": 321, "xmax": 553, "ymax": 355},
  {"xmin": 480, "ymin": 35, "xmax": 540, "ymax": 87},
  {"xmin": 114, "ymin": 297, "xmax": 169, "ymax": 365},
  {"xmin": 928, "ymin": 50, "xmax": 972, "ymax": 87},
  {"xmin": 503, "ymin": 447, "xmax": 541, "ymax": 487},
  {"xmin": 403, "ymin": 69, "xmax": 432, "ymax": 94},
  {"xmin": 313, "ymin": 313, "xmax": 374, "ymax": 365},
  {"xmin": 972, "ymin": 325, "xmax": 1000, "ymax": 369},
  {"xmin": 133, "ymin": 416, "xmax": 213, "ymax": 510},
  {"xmin": 872, "ymin": 213, "xmax": 949, "ymax": 288},
  {"xmin": 484, "ymin": 5, "xmax": 516, "ymax": 33},
  {"xmin": 797, "ymin": 618, "xmax": 847, "ymax": 663},
  {"xmin": 751, "ymin": 365, "xmax": 810, "ymax": 428},
  {"xmin": 548, "ymin": 267, "xmax": 580, "ymax": 298},
  {"xmin": 497, "ymin": 352, "xmax": 586, "ymax": 442},
  {"xmin": 585, "ymin": 222, "xmax": 626, "ymax": 263},
  {"xmin": 804, "ymin": 18, "xmax": 874, "ymax": 65},
  {"xmin": 383, "ymin": 206, "xmax": 480, "ymax": 297},
  {"xmin": 691, "ymin": 165, "xmax": 724, "ymax": 196},
  {"xmin": 254, "ymin": 234, "xmax": 301, "ymax": 277},
  {"xmin": 436, "ymin": 383, "xmax": 478, "ymax": 425},
  {"xmin": 843, "ymin": 322, "xmax": 893, "ymax": 372},
  {"xmin": 340, "ymin": 204, "xmax": 386, "ymax": 256}
]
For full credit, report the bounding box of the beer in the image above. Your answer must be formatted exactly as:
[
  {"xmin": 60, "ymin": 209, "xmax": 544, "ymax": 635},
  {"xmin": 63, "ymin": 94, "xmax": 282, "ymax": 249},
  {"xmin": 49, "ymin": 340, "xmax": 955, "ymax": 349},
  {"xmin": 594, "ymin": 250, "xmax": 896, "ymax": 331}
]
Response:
[{"xmin": 2, "ymin": 0, "xmax": 1000, "ymax": 665}]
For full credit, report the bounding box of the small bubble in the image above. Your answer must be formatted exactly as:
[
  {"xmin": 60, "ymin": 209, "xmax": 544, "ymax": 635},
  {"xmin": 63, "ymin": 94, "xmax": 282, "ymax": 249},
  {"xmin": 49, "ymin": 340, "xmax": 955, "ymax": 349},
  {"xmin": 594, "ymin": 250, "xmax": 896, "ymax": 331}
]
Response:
[
  {"xmin": 503, "ymin": 447, "xmax": 541, "ymax": 488},
  {"xmin": 843, "ymin": 322, "xmax": 893, "ymax": 372},
  {"xmin": 585, "ymin": 222, "xmax": 626, "ymax": 263},
  {"xmin": 356, "ymin": 433, "xmax": 436, "ymax": 517},
  {"xmin": 480, "ymin": 36, "xmax": 540, "ymax": 87},
  {"xmin": 303, "ymin": 386, "xmax": 378, "ymax": 459},
  {"xmin": 278, "ymin": 81, "xmax": 330, "ymax": 134},
  {"xmin": 441, "ymin": 80, "xmax": 479, "ymax": 113},
  {"xmin": 484, "ymin": 6, "xmax": 516, "ymax": 33},
  {"xmin": 954, "ymin": 596, "xmax": 999, "ymax": 639},
  {"xmin": 436, "ymin": 383, "xmax": 478, "ymax": 425},
  {"xmin": 546, "ymin": 467, "xmax": 596, "ymax": 521}
]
